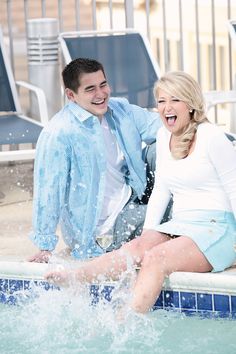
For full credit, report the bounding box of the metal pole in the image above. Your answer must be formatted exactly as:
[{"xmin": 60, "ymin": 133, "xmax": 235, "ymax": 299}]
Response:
[
  {"xmin": 58, "ymin": 0, "xmax": 63, "ymax": 32},
  {"xmin": 211, "ymin": 0, "xmax": 217, "ymax": 90},
  {"xmin": 75, "ymin": 0, "xmax": 80, "ymax": 31},
  {"xmin": 211, "ymin": 0, "xmax": 217, "ymax": 123},
  {"xmin": 146, "ymin": 0, "xmax": 151, "ymax": 40},
  {"xmin": 195, "ymin": 0, "xmax": 201, "ymax": 84},
  {"xmin": 162, "ymin": 0, "xmax": 168, "ymax": 72},
  {"xmin": 6, "ymin": 0, "xmax": 14, "ymax": 75},
  {"xmin": 108, "ymin": 0, "xmax": 113, "ymax": 29},
  {"xmin": 178, "ymin": 0, "xmax": 184, "ymax": 70},
  {"xmin": 227, "ymin": 0, "xmax": 233, "ymax": 89},
  {"xmin": 92, "ymin": 0, "xmax": 97, "ymax": 30},
  {"xmin": 41, "ymin": 0, "xmax": 46, "ymax": 17},
  {"xmin": 24, "ymin": 0, "xmax": 29, "ymax": 41},
  {"xmin": 125, "ymin": 0, "xmax": 134, "ymax": 28}
]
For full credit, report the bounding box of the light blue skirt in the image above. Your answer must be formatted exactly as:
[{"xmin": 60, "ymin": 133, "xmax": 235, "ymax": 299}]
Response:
[{"xmin": 155, "ymin": 210, "xmax": 236, "ymax": 272}]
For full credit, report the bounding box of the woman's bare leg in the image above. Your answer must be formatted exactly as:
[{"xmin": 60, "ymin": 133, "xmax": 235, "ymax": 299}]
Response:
[
  {"xmin": 45, "ymin": 230, "xmax": 170, "ymax": 286},
  {"xmin": 130, "ymin": 236, "xmax": 213, "ymax": 313}
]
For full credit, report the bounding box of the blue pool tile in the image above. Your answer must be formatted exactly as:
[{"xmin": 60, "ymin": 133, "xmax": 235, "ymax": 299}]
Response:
[
  {"xmin": 90, "ymin": 284, "xmax": 99, "ymax": 296},
  {"xmin": 35, "ymin": 280, "xmax": 51, "ymax": 290},
  {"xmin": 163, "ymin": 290, "xmax": 180, "ymax": 309},
  {"xmin": 154, "ymin": 290, "xmax": 164, "ymax": 309},
  {"xmin": 0, "ymin": 279, "xmax": 8, "ymax": 292},
  {"xmin": 89, "ymin": 285, "xmax": 114, "ymax": 304},
  {"xmin": 9, "ymin": 280, "xmax": 23, "ymax": 294},
  {"xmin": 22, "ymin": 281, "xmax": 39, "ymax": 299},
  {"xmin": 231, "ymin": 295, "xmax": 236, "ymax": 313},
  {"xmin": 0, "ymin": 279, "xmax": 9, "ymax": 304},
  {"xmin": 100, "ymin": 285, "xmax": 114, "ymax": 302},
  {"xmin": 180, "ymin": 292, "xmax": 196, "ymax": 310},
  {"xmin": 34, "ymin": 280, "xmax": 59, "ymax": 291},
  {"xmin": 90, "ymin": 285, "xmax": 100, "ymax": 305},
  {"xmin": 5, "ymin": 295, "xmax": 17, "ymax": 305},
  {"xmin": 23, "ymin": 280, "xmax": 31, "ymax": 290},
  {"xmin": 0, "ymin": 292, "xmax": 7, "ymax": 304},
  {"xmin": 214, "ymin": 294, "xmax": 230, "ymax": 313},
  {"xmin": 197, "ymin": 293, "xmax": 213, "ymax": 311}
]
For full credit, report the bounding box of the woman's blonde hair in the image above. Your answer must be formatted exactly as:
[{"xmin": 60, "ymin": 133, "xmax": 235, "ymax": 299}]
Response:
[{"xmin": 153, "ymin": 71, "xmax": 208, "ymax": 159}]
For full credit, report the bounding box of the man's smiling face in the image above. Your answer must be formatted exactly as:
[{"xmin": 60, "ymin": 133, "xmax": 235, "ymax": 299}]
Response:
[{"xmin": 66, "ymin": 70, "xmax": 111, "ymax": 119}]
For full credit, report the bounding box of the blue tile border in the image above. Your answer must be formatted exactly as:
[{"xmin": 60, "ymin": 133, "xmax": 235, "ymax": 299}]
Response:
[{"xmin": 0, "ymin": 277, "xmax": 236, "ymax": 319}]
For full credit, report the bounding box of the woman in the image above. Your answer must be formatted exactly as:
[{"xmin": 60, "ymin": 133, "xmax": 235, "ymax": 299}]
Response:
[{"xmin": 45, "ymin": 71, "xmax": 236, "ymax": 314}]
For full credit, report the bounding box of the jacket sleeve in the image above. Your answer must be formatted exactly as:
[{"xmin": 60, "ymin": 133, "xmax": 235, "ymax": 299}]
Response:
[{"xmin": 30, "ymin": 129, "xmax": 71, "ymax": 251}]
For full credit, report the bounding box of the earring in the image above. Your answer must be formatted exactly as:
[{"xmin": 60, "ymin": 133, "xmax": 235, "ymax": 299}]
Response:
[{"xmin": 189, "ymin": 109, "xmax": 193, "ymax": 113}]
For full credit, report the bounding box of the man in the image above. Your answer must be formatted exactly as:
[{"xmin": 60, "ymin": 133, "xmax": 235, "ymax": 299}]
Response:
[{"xmin": 29, "ymin": 58, "xmax": 162, "ymax": 263}]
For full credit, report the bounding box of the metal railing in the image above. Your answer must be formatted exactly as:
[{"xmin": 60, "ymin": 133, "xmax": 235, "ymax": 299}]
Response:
[{"xmin": 0, "ymin": 0, "xmax": 236, "ymax": 125}]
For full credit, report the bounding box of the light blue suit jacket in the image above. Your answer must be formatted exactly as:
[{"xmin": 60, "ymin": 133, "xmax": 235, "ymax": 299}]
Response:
[{"xmin": 30, "ymin": 98, "xmax": 162, "ymax": 258}]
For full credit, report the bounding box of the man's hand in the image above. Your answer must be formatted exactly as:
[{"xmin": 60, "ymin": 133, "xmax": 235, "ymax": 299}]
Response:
[{"xmin": 28, "ymin": 250, "xmax": 52, "ymax": 263}]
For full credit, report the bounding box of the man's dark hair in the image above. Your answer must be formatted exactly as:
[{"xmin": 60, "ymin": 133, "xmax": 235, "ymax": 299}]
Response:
[{"xmin": 62, "ymin": 58, "xmax": 106, "ymax": 92}]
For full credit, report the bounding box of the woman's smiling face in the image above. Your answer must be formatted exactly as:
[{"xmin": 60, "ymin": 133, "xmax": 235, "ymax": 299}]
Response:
[{"xmin": 157, "ymin": 88, "xmax": 191, "ymax": 136}]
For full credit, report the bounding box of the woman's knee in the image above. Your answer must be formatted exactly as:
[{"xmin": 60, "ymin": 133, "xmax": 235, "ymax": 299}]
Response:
[
  {"xmin": 129, "ymin": 236, "xmax": 146, "ymax": 254},
  {"xmin": 121, "ymin": 236, "xmax": 148, "ymax": 263},
  {"xmin": 141, "ymin": 247, "xmax": 170, "ymax": 275}
]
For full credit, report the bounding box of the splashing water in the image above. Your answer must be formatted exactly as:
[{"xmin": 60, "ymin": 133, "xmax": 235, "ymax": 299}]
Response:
[{"xmin": 0, "ymin": 279, "xmax": 235, "ymax": 354}]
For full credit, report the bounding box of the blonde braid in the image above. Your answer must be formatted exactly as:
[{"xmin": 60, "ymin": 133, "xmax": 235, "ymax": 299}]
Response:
[{"xmin": 171, "ymin": 119, "xmax": 198, "ymax": 159}]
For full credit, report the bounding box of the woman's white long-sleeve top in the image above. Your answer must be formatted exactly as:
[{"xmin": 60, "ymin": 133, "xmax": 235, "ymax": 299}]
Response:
[{"xmin": 144, "ymin": 122, "xmax": 236, "ymax": 229}]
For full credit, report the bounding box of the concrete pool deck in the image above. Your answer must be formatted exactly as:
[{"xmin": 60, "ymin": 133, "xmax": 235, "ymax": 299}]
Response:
[{"xmin": 0, "ymin": 161, "xmax": 66, "ymax": 261}]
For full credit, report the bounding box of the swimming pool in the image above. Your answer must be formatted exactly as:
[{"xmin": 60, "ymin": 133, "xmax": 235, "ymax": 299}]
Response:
[
  {"xmin": 0, "ymin": 261, "xmax": 236, "ymax": 353},
  {"xmin": 0, "ymin": 298, "xmax": 235, "ymax": 354}
]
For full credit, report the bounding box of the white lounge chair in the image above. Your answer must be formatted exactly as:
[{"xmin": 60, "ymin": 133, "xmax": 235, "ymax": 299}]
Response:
[
  {"xmin": 204, "ymin": 90, "xmax": 236, "ymax": 138},
  {"xmin": 0, "ymin": 26, "xmax": 49, "ymax": 162},
  {"xmin": 59, "ymin": 28, "xmax": 161, "ymax": 109}
]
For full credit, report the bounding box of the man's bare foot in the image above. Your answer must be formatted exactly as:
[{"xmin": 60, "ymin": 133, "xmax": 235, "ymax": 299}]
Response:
[
  {"xmin": 44, "ymin": 270, "xmax": 75, "ymax": 287},
  {"xmin": 28, "ymin": 250, "xmax": 52, "ymax": 263}
]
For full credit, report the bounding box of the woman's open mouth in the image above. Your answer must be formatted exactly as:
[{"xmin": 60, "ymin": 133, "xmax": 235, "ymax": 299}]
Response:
[{"xmin": 165, "ymin": 114, "xmax": 177, "ymax": 126}]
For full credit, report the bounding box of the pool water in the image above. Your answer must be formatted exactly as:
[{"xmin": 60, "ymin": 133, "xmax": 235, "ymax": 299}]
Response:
[{"xmin": 0, "ymin": 285, "xmax": 235, "ymax": 354}]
